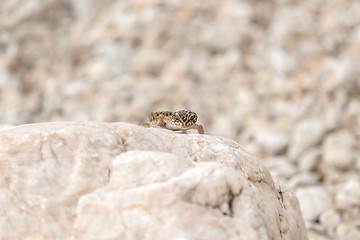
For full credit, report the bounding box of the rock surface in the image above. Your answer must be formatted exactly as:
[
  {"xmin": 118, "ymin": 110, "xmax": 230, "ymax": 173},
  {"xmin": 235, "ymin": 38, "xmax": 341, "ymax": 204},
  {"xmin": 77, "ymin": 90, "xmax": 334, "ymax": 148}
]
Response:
[{"xmin": 0, "ymin": 122, "xmax": 307, "ymax": 240}]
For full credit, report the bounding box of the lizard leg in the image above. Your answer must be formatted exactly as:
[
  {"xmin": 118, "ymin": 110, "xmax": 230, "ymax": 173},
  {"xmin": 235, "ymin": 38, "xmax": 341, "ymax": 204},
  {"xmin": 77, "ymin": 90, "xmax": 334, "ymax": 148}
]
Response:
[
  {"xmin": 158, "ymin": 117, "xmax": 166, "ymax": 128},
  {"xmin": 188, "ymin": 124, "xmax": 204, "ymax": 134}
]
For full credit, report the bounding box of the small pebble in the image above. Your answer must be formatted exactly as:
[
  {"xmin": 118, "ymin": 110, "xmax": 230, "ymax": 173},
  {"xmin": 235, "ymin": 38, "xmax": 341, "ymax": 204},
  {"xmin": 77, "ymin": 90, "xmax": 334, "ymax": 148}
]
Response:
[
  {"xmin": 335, "ymin": 179, "xmax": 360, "ymax": 209},
  {"xmin": 288, "ymin": 119, "xmax": 326, "ymax": 161},
  {"xmin": 322, "ymin": 129, "xmax": 355, "ymax": 170},
  {"xmin": 288, "ymin": 172, "xmax": 319, "ymax": 188},
  {"xmin": 319, "ymin": 208, "xmax": 341, "ymax": 237},
  {"xmin": 298, "ymin": 147, "xmax": 321, "ymax": 172},
  {"xmin": 296, "ymin": 186, "xmax": 332, "ymax": 222},
  {"xmin": 263, "ymin": 157, "xmax": 297, "ymax": 179}
]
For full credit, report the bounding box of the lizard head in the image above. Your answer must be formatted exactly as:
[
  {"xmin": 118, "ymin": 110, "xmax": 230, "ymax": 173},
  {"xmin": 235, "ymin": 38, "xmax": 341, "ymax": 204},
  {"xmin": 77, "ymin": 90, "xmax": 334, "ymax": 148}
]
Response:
[{"xmin": 171, "ymin": 110, "xmax": 198, "ymax": 127}]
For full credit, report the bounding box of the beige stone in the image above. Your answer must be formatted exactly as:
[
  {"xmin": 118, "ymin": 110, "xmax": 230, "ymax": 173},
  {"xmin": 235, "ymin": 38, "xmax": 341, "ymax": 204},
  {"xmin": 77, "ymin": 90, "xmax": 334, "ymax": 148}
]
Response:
[
  {"xmin": 288, "ymin": 119, "xmax": 326, "ymax": 161},
  {"xmin": 0, "ymin": 122, "xmax": 307, "ymax": 240},
  {"xmin": 322, "ymin": 129, "xmax": 355, "ymax": 170}
]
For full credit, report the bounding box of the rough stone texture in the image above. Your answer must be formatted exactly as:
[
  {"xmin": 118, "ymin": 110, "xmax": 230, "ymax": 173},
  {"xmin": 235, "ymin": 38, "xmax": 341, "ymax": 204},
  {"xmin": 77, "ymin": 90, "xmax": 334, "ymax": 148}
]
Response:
[{"xmin": 0, "ymin": 122, "xmax": 307, "ymax": 240}]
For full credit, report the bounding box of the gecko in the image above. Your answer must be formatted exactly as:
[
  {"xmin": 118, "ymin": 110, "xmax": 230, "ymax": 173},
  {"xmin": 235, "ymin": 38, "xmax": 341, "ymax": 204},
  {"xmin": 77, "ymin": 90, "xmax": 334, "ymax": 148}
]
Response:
[{"xmin": 143, "ymin": 110, "xmax": 204, "ymax": 134}]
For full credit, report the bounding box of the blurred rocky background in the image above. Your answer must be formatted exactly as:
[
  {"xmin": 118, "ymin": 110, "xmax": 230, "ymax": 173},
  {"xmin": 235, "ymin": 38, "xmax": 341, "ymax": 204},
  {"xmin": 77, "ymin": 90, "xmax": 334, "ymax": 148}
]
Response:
[{"xmin": 0, "ymin": 0, "xmax": 359, "ymax": 239}]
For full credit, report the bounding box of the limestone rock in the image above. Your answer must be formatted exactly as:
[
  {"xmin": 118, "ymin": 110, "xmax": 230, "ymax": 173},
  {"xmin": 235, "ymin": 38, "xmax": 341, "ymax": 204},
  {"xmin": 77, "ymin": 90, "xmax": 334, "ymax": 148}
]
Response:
[
  {"xmin": 0, "ymin": 124, "xmax": 13, "ymax": 131},
  {"xmin": 289, "ymin": 173, "xmax": 319, "ymax": 188},
  {"xmin": 322, "ymin": 129, "xmax": 355, "ymax": 170},
  {"xmin": 296, "ymin": 186, "xmax": 332, "ymax": 222},
  {"xmin": 288, "ymin": 119, "xmax": 326, "ymax": 161},
  {"xmin": 298, "ymin": 148, "xmax": 321, "ymax": 172},
  {"xmin": 264, "ymin": 156, "xmax": 297, "ymax": 179},
  {"xmin": 335, "ymin": 179, "xmax": 360, "ymax": 209},
  {"xmin": 254, "ymin": 130, "xmax": 290, "ymax": 155},
  {"xmin": 319, "ymin": 209, "xmax": 341, "ymax": 237},
  {"xmin": 0, "ymin": 122, "xmax": 308, "ymax": 240}
]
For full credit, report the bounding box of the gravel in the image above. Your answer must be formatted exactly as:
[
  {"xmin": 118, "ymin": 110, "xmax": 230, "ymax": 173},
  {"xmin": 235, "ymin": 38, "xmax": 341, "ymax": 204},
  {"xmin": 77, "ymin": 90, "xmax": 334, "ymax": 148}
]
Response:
[{"xmin": 1, "ymin": 0, "xmax": 359, "ymax": 239}]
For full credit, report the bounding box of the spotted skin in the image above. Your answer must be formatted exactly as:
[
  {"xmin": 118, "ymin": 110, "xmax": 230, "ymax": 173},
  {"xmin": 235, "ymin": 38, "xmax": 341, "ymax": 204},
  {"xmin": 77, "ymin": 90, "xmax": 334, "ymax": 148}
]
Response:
[{"xmin": 143, "ymin": 110, "xmax": 204, "ymax": 134}]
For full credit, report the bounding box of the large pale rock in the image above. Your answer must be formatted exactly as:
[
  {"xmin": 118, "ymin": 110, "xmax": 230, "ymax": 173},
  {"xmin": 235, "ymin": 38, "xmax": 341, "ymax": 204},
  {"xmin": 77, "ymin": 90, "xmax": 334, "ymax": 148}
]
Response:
[{"xmin": 0, "ymin": 122, "xmax": 307, "ymax": 240}]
